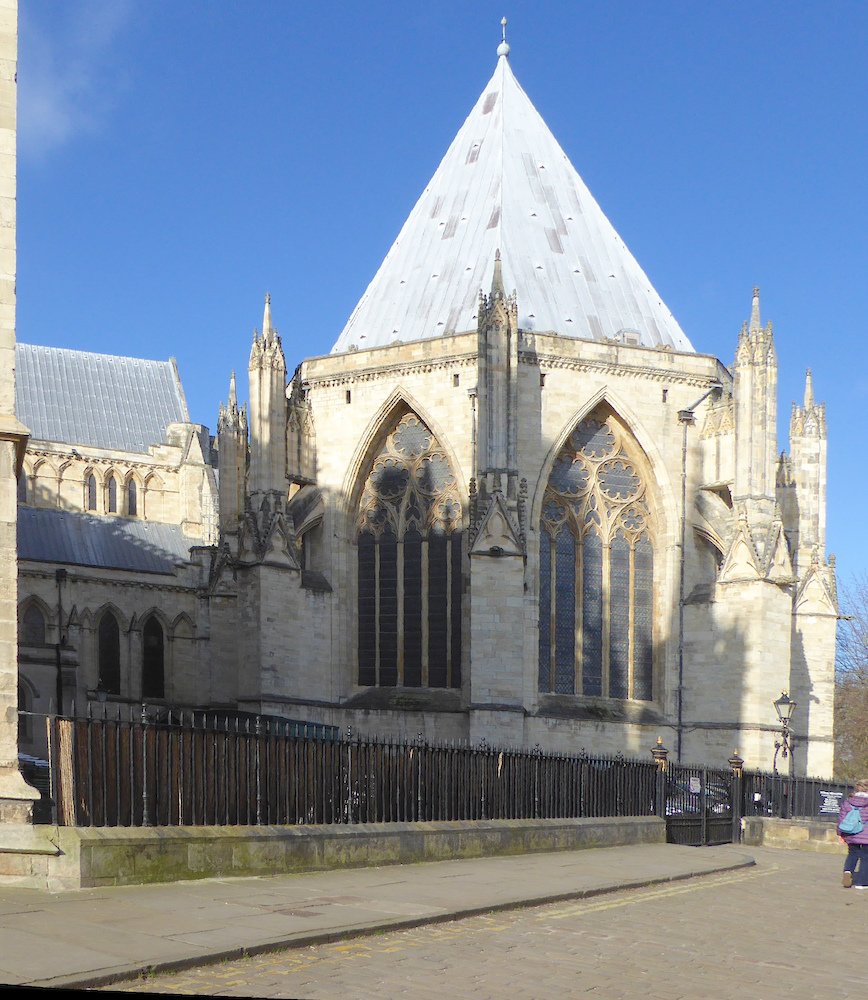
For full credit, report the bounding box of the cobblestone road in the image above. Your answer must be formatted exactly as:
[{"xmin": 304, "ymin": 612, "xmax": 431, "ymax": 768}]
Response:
[{"xmin": 108, "ymin": 848, "xmax": 865, "ymax": 1000}]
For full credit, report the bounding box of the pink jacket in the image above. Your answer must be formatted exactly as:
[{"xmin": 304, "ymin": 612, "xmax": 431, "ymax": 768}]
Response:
[{"xmin": 838, "ymin": 793, "xmax": 868, "ymax": 845}]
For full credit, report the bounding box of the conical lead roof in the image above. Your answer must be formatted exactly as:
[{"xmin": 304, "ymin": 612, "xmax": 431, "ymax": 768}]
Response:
[{"xmin": 332, "ymin": 47, "xmax": 692, "ymax": 354}]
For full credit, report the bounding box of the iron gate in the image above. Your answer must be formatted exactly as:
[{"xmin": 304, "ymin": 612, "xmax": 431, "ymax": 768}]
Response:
[{"xmin": 665, "ymin": 763, "xmax": 736, "ymax": 846}]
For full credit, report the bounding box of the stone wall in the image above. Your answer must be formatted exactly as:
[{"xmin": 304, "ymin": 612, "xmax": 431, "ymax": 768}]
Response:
[
  {"xmin": 742, "ymin": 817, "xmax": 845, "ymax": 854},
  {"xmin": 0, "ymin": 0, "xmax": 34, "ymax": 823},
  {"xmin": 0, "ymin": 816, "xmax": 666, "ymax": 890}
]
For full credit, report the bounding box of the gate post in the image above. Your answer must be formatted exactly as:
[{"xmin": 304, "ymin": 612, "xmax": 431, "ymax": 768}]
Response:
[
  {"xmin": 728, "ymin": 749, "xmax": 744, "ymax": 844},
  {"xmin": 651, "ymin": 737, "xmax": 669, "ymax": 820}
]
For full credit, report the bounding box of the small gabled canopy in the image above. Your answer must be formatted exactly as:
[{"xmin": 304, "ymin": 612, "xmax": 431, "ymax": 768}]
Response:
[{"xmin": 332, "ymin": 39, "xmax": 692, "ymax": 355}]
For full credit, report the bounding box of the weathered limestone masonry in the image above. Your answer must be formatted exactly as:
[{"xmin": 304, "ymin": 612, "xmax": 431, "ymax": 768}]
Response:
[
  {"xmin": 18, "ymin": 817, "xmax": 666, "ymax": 890},
  {"xmin": 4, "ymin": 33, "xmax": 837, "ymax": 808},
  {"xmin": 14, "ymin": 350, "xmax": 220, "ymax": 759},
  {"xmin": 0, "ymin": 0, "xmax": 35, "ymax": 825},
  {"xmin": 202, "ymin": 43, "xmax": 836, "ymax": 775}
]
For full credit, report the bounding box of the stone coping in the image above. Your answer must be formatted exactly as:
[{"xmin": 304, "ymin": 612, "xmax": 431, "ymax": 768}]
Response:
[{"xmin": 1, "ymin": 815, "xmax": 666, "ymax": 890}]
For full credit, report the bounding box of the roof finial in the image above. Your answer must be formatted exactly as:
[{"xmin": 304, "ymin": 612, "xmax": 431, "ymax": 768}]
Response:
[
  {"xmin": 497, "ymin": 17, "xmax": 510, "ymax": 58},
  {"xmin": 229, "ymin": 370, "xmax": 237, "ymax": 407}
]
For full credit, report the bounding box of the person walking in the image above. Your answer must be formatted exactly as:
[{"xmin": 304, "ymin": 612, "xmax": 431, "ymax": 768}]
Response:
[{"xmin": 838, "ymin": 778, "xmax": 868, "ymax": 888}]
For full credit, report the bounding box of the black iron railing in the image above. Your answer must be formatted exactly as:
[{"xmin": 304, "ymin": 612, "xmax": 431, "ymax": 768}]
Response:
[
  {"xmin": 37, "ymin": 708, "xmax": 659, "ymax": 828},
  {"xmin": 741, "ymin": 770, "xmax": 851, "ymax": 822},
  {"xmin": 18, "ymin": 707, "xmax": 856, "ymax": 833}
]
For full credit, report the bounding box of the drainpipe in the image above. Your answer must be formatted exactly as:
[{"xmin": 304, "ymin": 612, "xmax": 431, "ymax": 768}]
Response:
[
  {"xmin": 676, "ymin": 385, "xmax": 722, "ymax": 762},
  {"xmin": 55, "ymin": 567, "xmax": 67, "ymax": 715}
]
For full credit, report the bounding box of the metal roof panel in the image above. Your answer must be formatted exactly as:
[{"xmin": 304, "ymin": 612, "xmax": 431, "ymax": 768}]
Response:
[
  {"xmin": 18, "ymin": 508, "xmax": 195, "ymax": 575},
  {"xmin": 15, "ymin": 344, "xmax": 190, "ymax": 453},
  {"xmin": 333, "ymin": 55, "xmax": 692, "ymax": 355}
]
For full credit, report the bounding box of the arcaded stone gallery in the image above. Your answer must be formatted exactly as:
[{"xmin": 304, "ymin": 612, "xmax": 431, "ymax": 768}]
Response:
[{"xmin": 13, "ymin": 41, "xmax": 837, "ymax": 777}]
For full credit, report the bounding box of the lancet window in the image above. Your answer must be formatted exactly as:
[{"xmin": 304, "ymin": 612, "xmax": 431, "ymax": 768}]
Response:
[
  {"xmin": 142, "ymin": 616, "xmax": 165, "ymax": 699},
  {"xmin": 107, "ymin": 475, "xmax": 118, "ymax": 513},
  {"xmin": 127, "ymin": 478, "xmax": 138, "ymax": 517},
  {"xmin": 86, "ymin": 473, "xmax": 97, "ymax": 511},
  {"xmin": 538, "ymin": 407, "xmax": 655, "ymax": 701},
  {"xmin": 98, "ymin": 612, "xmax": 121, "ymax": 695},
  {"xmin": 357, "ymin": 412, "xmax": 462, "ymax": 689},
  {"xmin": 22, "ymin": 604, "xmax": 46, "ymax": 645}
]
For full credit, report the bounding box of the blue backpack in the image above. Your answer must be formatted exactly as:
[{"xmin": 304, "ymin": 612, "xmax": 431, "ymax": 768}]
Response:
[{"xmin": 840, "ymin": 802, "xmax": 865, "ymax": 835}]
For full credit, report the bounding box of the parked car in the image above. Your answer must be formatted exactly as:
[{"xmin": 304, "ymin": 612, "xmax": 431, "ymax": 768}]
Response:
[{"xmin": 666, "ymin": 778, "xmax": 730, "ymax": 816}]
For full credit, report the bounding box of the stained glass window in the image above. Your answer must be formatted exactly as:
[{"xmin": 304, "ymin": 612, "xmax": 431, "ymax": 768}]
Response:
[
  {"xmin": 357, "ymin": 412, "xmax": 462, "ymax": 688},
  {"xmin": 538, "ymin": 407, "xmax": 655, "ymax": 701}
]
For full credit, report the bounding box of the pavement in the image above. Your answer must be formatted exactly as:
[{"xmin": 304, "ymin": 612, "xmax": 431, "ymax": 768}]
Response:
[
  {"xmin": 0, "ymin": 842, "xmax": 755, "ymax": 990},
  {"xmin": 107, "ymin": 847, "xmax": 868, "ymax": 1000}
]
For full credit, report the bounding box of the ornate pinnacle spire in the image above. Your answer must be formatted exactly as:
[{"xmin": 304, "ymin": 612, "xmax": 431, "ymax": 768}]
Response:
[
  {"xmin": 491, "ymin": 248, "xmax": 504, "ymax": 299},
  {"xmin": 804, "ymin": 368, "xmax": 814, "ymax": 408},
  {"xmin": 497, "ymin": 17, "xmax": 510, "ymax": 59},
  {"xmin": 263, "ymin": 293, "xmax": 274, "ymax": 343},
  {"xmin": 749, "ymin": 286, "xmax": 762, "ymax": 334},
  {"xmin": 228, "ymin": 370, "xmax": 237, "ymax": 408}
]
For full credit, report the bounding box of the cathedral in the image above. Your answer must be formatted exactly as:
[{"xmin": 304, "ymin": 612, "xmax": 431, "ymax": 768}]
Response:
[{"xmin": 11, "ymin": 36, "xmax": 837, "ymax": 779}]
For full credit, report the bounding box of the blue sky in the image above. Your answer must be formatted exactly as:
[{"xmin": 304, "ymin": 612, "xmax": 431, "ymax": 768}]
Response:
[{"xmin": 16, "ymin": 1, "xmax": 868, "ymax": 586}]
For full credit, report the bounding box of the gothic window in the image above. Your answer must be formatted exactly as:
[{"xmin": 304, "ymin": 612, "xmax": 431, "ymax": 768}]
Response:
[
  {"xmin": 98, "ymin": 612, "xmax": 121, "ymax": 695},
  {"xmin": 107, "ymin": 475, "xmax": 118, "ymax": 513},
  {"xmin": 86, "ymin": 473, "xmax": 97, "ymax": 511},
  {"xmin": 22, "ymin": 604, "xmax": 46, "ymax": 645},
  {"xmin": 127, "ymin": 477, "xmax": 138, "ymax": 517},
  {"xmin": 538, "ymin": 407, "xmax": 655, "ymax": 700},
  {"xmin": 357, "ymin": 412, "xmax": 462, "ymax": 688},
  {"xmin": 18, "ymin": 681, "xmax": 33, "ymax": 743},
  {"xmin": 142, "ymin": 616, "xmax": 164, "ymax": 700}
]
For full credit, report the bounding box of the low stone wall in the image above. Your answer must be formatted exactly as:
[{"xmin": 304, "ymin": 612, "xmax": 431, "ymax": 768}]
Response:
[
  {"xmin": 0, "ymin": 815, "xmax": 665, "ymax": 890},
  {"xmin": 742, "ymin": 817, "xmax": 845, "ymax": 854}
]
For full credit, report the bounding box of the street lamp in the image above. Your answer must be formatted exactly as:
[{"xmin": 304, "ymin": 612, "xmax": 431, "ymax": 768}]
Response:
[
  {"xmin": 773, "ymin": 690, "xmax": 796, "ymax": 774},
  {"xmin": 772, "ymin": 692, "xmax": 796, "ymax": 818}
]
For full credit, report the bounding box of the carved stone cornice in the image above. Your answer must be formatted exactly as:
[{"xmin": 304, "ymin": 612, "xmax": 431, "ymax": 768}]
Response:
[
  {"xmin": 524, "ymin": 351, "xmax": 722, "ymax": 389},
  {"xmin": 18, "ymin": 567, "xmax": 200, "ymax": 595},
  {"xmin": 302, "ymin": 353, "xmax": 478, "ymax": 390}
]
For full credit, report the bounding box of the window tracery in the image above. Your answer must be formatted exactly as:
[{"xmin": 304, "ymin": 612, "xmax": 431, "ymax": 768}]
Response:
[
  {"xmin": 538, "ymin": 408, "xmax": 655, "ymax": 700},
  {"xmin": 357, "ymin": 412, "xmax": 462, "ymax": 689}
]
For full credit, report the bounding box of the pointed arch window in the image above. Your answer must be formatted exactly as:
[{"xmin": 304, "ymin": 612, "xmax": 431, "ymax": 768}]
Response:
[
  {"xmin": 22, "ymin": 604, "xmax": 46, "ymax": 645},
  {"xmin": 357, "ymin": 412, "xmax": 462, "ymax": 689},
  {"xmin": 86, "ymin": 473, "xmax": 98, "ymax": 511},
  {"xmin": 98, "ymin": 612, "xmax": 121, "ymax": 695},
  {"xmin": 538, "ymin": 407, "xmax": 655, "ymax": 700},
  {"xmin": 107, "ymin": 475, "xmax": 118, "ymax": 513},
  {"xmin": 127, "ymin": 478, "xmax": 138, "ymax": 517},
  {"xmin": 142, "ymin": 616, "xmax": 165, "ymax": 699}
]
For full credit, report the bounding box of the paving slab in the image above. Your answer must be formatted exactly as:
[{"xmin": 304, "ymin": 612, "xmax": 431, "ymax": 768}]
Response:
[{"xmin": 0, "ymin": 842, "xmax": 754, "ymax": 990}]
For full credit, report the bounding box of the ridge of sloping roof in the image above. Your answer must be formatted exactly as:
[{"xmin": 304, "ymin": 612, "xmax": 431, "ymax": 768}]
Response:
[
  {"xmin": 18, "ymin": 508, "xmax": 195, "ymax": 575},
  {"xmin": 332, "ymin": 53, "xmax": 692, "ymax": 354},
  {"xmin": 15, "ymin": 343, "xmax": 190, "ymax": 454}
]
